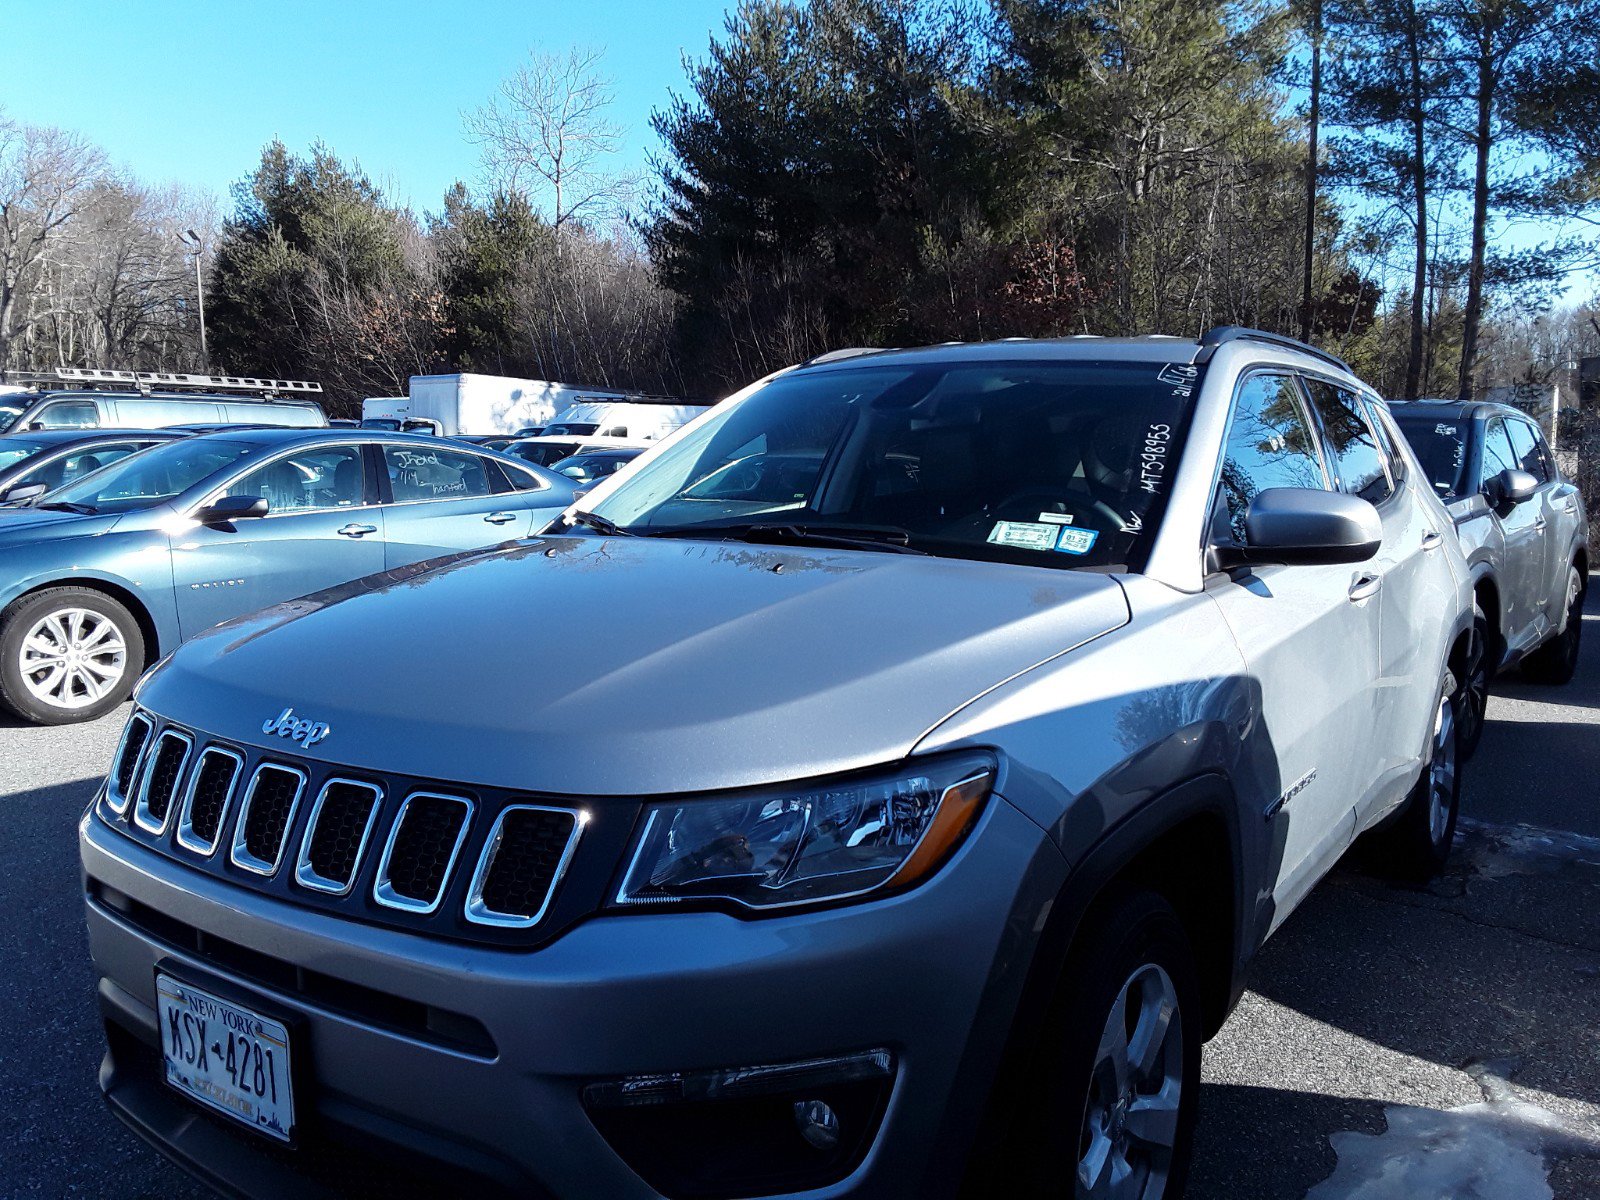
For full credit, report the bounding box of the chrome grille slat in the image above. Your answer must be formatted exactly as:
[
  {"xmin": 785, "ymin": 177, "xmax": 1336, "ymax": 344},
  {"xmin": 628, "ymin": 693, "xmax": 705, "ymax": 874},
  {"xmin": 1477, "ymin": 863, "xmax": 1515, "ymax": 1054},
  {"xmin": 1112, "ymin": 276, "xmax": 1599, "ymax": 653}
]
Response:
[
  {"xmin": 132, "ymin": 730, "xmax": 192, "ymax": 835},
  {"xmin": 295, "ymin": 779, "xmax": 382, "ymax": 895},
  {"xmin": 106, "ymin": 712, "xmax": 153, "ymax": 815},
  {"xmin": 230, "ymin": 764, "xmax": 307, "ymax": 876},
  {"xmin": 373, "ymin": 793, "xmax": 473, "ymax": 914},
  {"xmin": 465, "ymin": 805, "xmax": 584, "ymax": 928},
  {"xmin": 176, "ymin": 746, "xmax": 244, "ymax": 856}
]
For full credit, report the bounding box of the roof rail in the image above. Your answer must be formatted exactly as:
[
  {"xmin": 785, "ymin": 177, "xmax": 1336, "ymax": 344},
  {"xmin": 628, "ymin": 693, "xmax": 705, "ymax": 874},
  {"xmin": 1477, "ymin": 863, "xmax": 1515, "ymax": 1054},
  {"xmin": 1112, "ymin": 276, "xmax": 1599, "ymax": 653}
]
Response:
[
  {"xmin": 1196, "ymin": 326, "xmax": 1351, "ymax": 373},
  {"xmin": 799, "ymin": 347, "xmax": 890, "ymax": 367},
  {"xmin": 2, "ymin": 367, "xmax": 323, "ymax": 400}
]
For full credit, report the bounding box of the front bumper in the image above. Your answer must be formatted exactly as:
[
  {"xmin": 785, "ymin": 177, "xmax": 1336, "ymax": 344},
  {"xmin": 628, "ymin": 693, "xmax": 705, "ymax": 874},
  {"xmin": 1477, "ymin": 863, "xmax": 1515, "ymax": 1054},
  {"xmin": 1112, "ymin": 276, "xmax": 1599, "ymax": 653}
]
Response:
[{"xmin": 83, "ymin": 796, "xmax": 1064, "ymax": 1199}]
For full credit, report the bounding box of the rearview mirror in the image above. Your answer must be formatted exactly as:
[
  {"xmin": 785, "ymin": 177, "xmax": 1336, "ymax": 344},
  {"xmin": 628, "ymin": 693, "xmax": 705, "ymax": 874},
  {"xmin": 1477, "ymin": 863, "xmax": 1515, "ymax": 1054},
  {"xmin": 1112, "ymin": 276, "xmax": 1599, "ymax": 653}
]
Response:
[
  {"xmin": 1, "ymin": 482, "xmax": 48, "ymax": 506},
  {"xmin": 194, "ymin": 495, "xmax": 269, "ymax": 526},
  {"xmin": 1488, "ymin": 468, "xmax": 1538, "ymax": 509},
  {"xmin": 1215, "ymin": 488, "xmax": 1381, "ymax": 567}
]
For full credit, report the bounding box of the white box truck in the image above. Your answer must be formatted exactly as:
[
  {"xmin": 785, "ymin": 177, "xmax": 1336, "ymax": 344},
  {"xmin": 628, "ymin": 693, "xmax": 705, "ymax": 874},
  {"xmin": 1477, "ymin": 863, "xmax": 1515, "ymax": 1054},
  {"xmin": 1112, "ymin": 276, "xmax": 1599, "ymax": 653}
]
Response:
[
  {"xmin": 360, "ymin": 396, "xmax": 410, "ymax": 429},
  {"xmin": 544, "ymin": 400, "xmax": 709, "ymax": 441},
  {"xmin": 405, "ymin": 374, "xmax": 637, "ymax": 437}
]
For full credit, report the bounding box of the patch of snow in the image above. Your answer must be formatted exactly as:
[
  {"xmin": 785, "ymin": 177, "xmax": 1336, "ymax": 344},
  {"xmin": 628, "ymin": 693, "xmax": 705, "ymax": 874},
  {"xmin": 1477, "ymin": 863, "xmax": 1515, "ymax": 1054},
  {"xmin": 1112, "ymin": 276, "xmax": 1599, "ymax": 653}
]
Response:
[
  {"xmin": 1306, "ymin": 1060, "xmax": 1600, "ymax": 1200},
  {"xmin": 1456, "ymin": 818, "xmax": 1600, "ymax": 880}
]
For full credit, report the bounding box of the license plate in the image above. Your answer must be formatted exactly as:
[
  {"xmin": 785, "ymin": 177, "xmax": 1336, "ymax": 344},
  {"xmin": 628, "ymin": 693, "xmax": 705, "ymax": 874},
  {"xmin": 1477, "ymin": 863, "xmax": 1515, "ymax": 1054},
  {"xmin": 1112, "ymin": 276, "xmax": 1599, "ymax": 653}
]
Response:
[{"xmin": 157, "ymin": 974, "xmax": 295, "ymax": 1143}]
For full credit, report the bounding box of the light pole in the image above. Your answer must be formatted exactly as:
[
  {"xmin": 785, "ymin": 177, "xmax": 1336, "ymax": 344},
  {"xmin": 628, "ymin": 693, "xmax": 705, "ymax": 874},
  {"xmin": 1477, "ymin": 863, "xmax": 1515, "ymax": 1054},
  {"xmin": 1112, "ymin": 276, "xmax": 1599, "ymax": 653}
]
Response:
[{"xmin": 178, "ymin": 229, "xmax": 208, "ymax": 371}]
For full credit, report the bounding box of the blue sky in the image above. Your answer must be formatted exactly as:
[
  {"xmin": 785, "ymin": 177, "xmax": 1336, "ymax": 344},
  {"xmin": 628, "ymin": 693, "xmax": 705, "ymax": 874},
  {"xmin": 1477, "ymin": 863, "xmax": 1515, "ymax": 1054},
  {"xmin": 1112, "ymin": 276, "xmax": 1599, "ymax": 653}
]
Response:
[{"xmin": 0, "ymin": 0, "xmax": 736, "ymax": 215}]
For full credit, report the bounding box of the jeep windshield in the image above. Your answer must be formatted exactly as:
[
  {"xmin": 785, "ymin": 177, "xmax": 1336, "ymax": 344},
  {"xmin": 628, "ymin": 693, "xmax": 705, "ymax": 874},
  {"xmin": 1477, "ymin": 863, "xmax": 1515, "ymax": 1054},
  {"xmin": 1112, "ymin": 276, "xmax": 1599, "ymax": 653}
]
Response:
[
  {"xmin": 585, "ymin": 358, "xmax": 1202, "ymax": 571},
  {"xmin": 43, "ymin": 438, "xmax": 258, "ymax": 514},
  {"xmin": 1392, "ymin": 415, "xmax": 1470, "ymax": 499}
]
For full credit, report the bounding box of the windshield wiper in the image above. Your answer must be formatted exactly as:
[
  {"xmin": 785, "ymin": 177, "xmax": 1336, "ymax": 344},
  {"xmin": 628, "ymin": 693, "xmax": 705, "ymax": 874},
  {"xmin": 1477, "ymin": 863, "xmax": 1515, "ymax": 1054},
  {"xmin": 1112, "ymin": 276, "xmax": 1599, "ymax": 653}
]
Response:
[
  {"xmin": 566, "ymin": 509, "xmax": 631, "ymax": 537},
  {"xmin": 646, "ymin": 521, "xmax": 929, "ymax": 555},
  {"xmin": 35, "ymin": 501, "xmax": 97, "ymax": 515}
]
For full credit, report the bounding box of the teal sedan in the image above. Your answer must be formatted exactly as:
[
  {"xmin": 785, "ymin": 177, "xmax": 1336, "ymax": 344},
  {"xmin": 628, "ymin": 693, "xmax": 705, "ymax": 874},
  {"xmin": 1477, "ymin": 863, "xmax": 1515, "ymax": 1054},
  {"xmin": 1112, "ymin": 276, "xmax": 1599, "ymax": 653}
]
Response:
[{"xmin": 0, "ymin": 428, "xmax": 574, "ymax": 724}]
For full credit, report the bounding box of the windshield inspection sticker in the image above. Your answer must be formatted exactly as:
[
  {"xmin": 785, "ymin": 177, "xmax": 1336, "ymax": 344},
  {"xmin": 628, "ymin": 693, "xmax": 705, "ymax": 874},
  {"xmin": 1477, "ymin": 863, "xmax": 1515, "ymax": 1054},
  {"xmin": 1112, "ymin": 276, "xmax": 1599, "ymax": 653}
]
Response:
[
  {"xmin": 987, "ymin": 521, "xmax": 1060, "ymax": 552},
  {"xmin": 1037, "ymin": 512, "xmax": 1075, "ymax": 525},
  {"xmin": 1055, "ymin": 527, "xmax": 1099, "ymax": 555}
]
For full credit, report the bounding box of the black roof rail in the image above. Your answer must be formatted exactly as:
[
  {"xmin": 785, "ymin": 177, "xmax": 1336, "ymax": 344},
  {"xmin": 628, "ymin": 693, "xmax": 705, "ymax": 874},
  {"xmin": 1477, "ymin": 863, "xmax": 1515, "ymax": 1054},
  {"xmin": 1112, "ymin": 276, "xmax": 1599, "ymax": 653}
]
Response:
[{"xmin": 1196, "ymin": 326, "xmax": 1351, "ymax": 373}]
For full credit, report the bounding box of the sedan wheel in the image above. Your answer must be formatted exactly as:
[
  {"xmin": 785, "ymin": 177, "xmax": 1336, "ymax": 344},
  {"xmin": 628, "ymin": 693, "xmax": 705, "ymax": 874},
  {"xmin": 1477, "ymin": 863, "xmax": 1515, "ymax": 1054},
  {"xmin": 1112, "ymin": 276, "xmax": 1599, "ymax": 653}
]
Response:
[
  {"xmin": 18, "ymin": 607, "xmax": 128, "ymax": 710},
  {"xmin": 0, "ymin": 587, "xmax": 145, "ymax": 725}
]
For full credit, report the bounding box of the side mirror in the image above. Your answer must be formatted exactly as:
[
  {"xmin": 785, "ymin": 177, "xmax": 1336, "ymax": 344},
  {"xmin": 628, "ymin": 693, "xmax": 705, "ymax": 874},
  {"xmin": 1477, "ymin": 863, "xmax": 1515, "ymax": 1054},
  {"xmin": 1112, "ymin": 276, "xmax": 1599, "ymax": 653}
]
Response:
[
  {"xmin": 1216, "ymin": 488, "xmax": 1381, "ymax": 567},
  {"xmin": 194, "ymin": 495, "xmax": 269, "ymax": 527},
  {"xmin": 1488, "ymin": 468, "xmax": 1538, "ymax": 509},
  {"xmin": 1, "ymin": 482, "xmax": 48, "ymax": 506}
]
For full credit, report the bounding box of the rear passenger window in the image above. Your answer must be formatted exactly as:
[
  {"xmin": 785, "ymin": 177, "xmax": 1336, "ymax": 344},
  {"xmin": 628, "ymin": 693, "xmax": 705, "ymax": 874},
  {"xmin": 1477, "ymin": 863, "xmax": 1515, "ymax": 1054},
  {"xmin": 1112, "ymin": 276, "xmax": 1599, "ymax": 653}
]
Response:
[
  {"xmin": 1505, "ymin": 420, "xmax": 1549, "ymax": 483},
  {"xmin": 1302, "ymin": 379, "xmax": 1392, "ymax": 503},
  {"xmin": 384, "ymin": 445, "xmax": 492, "ymax": 501},
  {"xmin": 1215, "ymin": 374, "xmax": 1329, "ymax": 544}
]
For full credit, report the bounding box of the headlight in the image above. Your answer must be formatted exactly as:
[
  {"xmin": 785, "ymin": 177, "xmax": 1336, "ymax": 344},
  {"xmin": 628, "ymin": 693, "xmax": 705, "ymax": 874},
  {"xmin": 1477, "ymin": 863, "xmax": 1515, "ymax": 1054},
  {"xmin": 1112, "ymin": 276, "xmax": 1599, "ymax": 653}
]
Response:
[{"xmin": 615, "ymin": 755, "xmax": 994, "ymax": 910}]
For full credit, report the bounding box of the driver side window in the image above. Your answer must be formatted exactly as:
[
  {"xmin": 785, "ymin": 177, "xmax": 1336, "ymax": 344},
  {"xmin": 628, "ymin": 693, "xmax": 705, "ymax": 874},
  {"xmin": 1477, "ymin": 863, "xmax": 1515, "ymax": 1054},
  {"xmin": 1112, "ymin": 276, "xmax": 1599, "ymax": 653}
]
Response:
[
  {"xmin": 1214, "ymin": 374, "xmax": 1330, "ymax": 545},
  {"xmin": 225, "ymin": 446, "xmax": 365, "ymax": 515},
  {"xmin": 1479, "ymin": 420, "xmax": 1517, "ymax": 489}
]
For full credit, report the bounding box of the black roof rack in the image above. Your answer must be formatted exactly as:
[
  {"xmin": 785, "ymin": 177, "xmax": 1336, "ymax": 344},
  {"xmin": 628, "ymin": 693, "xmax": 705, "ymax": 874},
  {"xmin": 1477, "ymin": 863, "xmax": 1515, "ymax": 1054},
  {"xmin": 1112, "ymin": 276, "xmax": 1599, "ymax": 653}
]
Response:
[{"xmin": 1196, "ymin": 326, "xmax": 1351, "ymax": 374}]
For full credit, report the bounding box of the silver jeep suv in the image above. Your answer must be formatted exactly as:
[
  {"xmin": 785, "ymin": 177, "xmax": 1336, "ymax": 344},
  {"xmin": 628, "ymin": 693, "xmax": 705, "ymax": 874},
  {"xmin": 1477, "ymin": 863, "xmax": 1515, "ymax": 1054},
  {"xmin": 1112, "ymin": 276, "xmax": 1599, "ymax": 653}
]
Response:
[{"xmin": 82, "ymin": 328, "xmax": 1474, "ymax": 1200}]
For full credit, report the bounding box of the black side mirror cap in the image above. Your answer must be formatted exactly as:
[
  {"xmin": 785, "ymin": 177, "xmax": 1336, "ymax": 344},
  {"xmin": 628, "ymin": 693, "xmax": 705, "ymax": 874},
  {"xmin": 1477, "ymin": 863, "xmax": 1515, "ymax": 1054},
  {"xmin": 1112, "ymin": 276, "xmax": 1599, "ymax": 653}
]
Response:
[
  {"xmin": 1214, "ymin": 487, "xmax": 1382, "ymax": 568},
  {"xmin": 193, "ymin": 495, "xmax": 269, "ymax": 527}
]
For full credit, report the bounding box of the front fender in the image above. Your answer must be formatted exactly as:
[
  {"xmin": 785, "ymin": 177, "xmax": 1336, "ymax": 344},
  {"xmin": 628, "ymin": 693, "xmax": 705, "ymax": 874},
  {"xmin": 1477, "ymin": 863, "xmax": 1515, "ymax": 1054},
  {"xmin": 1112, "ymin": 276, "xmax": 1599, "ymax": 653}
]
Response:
[{"xmin": 0, "ymin": 541, "xmax": 179, "ymax": 658}]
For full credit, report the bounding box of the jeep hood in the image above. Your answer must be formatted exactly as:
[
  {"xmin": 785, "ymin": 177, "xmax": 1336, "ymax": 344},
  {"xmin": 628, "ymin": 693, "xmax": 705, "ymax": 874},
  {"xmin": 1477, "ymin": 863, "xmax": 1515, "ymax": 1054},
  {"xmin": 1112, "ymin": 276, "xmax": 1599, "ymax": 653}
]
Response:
[{"xmin": 140, "ymin": 536, "xmax": 1130, "ymax": 796}]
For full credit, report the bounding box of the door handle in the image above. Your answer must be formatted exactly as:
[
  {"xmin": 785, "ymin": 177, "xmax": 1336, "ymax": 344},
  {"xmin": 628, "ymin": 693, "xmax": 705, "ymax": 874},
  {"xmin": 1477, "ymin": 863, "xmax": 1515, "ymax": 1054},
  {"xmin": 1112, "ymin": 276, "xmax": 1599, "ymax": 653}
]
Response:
[
  {"xmin": 336, "ymin": 523, "xmax": 377, "ymax": 538},
  {"xmin": 1348, "ymin": 574, "xmax": 1382, "ymax": 602},
  {"xmin": 483, "ymin": 511, "xmax": 518, "ymax": 525},
  {"xmin": 1421, "ymin": 529, "xmax": 1443, "ymax": 551},
  {"xmin": 1533, "ymin": 517, "xmax": 1548, "ymax": 531}
]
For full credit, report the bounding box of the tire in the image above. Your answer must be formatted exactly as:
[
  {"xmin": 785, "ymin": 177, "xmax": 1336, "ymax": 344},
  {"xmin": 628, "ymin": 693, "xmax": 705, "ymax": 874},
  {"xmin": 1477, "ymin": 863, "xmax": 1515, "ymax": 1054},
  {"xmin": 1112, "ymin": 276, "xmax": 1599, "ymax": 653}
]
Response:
[
  {"xmin": 0, "ymin": 587, "xmax": 145, "ymax": 725},
  {"xmin": 1011, "ymin": 889, "xmax": 1202, "ymax": 1200},
  {"xmin": 1374, "ymin": 671, "xmax": 1462, "ymax": 881},
  {"xmin": 1521, "ymin": 564, "xmax": 1585, "ymax": 686},
  {"xmin": 1457, "ymin": 606, "xmax": 1490, "ymax": 760}
]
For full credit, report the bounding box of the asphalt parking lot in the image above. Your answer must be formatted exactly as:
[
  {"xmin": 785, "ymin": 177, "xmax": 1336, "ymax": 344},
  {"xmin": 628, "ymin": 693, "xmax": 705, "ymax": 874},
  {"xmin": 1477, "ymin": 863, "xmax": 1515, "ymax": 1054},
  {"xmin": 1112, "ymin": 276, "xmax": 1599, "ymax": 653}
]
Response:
[{"xmin": 2, "ymin": 593, "xmax": 1597, "ymax": 1199}]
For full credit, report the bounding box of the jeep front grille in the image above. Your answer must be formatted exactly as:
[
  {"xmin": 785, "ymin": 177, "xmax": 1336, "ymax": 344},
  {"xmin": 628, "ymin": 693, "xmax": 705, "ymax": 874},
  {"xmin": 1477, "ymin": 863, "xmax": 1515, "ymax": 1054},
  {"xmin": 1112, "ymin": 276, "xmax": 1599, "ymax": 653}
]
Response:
[
  {"xmin": 374, "ymin": 793, "xmax": 473, "ymax": 913},
  {"xmin": 176, "ymin": 747, "xmax": 243, "ymax": 855},
  {"xmin": 97, "ymin": 710, "xmax": 596, "ymax": 946},
  {"xmin": 231, "ymin": 764, "xmax": 307, "ymax": 875},
  {"xmin": 295, "ymin": 779, "xmax": 382, "ymax": 895},
  {"xmin": 107, "ymin": 713, "xmax": 153, "ymax": 814},
  {"xmin": 466, "ymin": 806, "xmax": 584, "ymax": 927},
  {"xmin": 133, "ymin": 730, "xmax": 191, "ymax": 835}
]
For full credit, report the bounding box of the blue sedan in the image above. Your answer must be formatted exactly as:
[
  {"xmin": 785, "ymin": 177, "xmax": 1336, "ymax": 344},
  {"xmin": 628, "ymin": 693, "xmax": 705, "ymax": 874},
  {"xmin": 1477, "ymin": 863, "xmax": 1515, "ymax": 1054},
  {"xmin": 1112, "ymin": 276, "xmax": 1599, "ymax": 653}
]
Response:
[{"xmin": 0, "ymin": 429, "xmax": 575, "ymax": 724}]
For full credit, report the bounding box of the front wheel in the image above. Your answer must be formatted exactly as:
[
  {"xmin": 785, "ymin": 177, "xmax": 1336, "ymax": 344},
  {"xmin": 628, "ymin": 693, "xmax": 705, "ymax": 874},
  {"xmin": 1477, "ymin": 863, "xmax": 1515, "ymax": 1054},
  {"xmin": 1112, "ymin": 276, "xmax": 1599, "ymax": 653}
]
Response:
[
  {"xmin": 1521, "ymin": 564, "xmax": 1585, "ymax": 685},
  {"xmin": 0, "ymin": 587, "xmax": 145, "ymax": 725},
  {"xmin": 1018, "ymin": 889, "xmax": 1202, "ymax": 1199},
  {"xmin": 1456, "ymin": 607, "xmax": 1490, "ymax": 760}
]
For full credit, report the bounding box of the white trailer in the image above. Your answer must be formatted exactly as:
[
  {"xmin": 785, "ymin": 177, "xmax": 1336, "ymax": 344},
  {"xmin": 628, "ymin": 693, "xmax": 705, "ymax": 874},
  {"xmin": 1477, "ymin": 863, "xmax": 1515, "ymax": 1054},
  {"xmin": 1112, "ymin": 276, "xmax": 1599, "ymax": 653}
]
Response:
[{"xmin": 405, "ymin": 374, "xmax": 637, "ymax": 437}]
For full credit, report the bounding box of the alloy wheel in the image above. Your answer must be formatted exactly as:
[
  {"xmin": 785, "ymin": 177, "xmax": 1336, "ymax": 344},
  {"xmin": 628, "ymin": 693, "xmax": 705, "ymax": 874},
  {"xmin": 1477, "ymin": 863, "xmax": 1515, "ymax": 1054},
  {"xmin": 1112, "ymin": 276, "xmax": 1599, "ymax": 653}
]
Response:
[
  {"xmin": 1077, "ymin": 962, "xmax": 1184, "ymax": 1199},
  {"xmin": 1427, "ymin": 692, "xmax": 1458, "ymax": 846},
  {"xmin": 1458, "ymin": 621, "xmax": 1488, "ymax": 753},
  {"xmin": 17, "ymin": 607, "xmax": 128, "ymax": 711}
]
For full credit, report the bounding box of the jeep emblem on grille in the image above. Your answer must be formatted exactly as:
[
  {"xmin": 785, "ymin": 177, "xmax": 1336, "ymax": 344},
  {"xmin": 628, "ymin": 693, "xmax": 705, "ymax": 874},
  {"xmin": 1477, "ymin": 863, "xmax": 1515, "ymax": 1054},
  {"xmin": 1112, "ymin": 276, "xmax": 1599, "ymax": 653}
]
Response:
[{"xmin": 262, "ymin": 707, "xmax": 332, "ymax": 749}]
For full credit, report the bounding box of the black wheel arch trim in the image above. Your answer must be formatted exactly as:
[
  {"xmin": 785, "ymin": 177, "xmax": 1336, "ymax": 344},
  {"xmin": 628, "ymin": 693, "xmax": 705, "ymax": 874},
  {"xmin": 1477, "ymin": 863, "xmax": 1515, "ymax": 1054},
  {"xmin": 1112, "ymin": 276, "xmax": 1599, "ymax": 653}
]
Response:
[{"xmin": 957, "ymin": 772, "xmax": 1249, "ymax": 1196}]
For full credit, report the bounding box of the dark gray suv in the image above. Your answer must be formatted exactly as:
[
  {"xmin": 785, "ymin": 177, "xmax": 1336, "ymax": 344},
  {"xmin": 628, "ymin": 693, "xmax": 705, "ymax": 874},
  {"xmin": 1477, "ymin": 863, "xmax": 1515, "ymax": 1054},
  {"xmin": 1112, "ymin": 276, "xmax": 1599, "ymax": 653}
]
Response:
[
  {"xmin": 1390, "ymin": 400, "xmax": 1588, "ymax": 756},
  {"xmin": 82, "ymin": 329, "xmax": 1474, "ymax": 1199}
]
